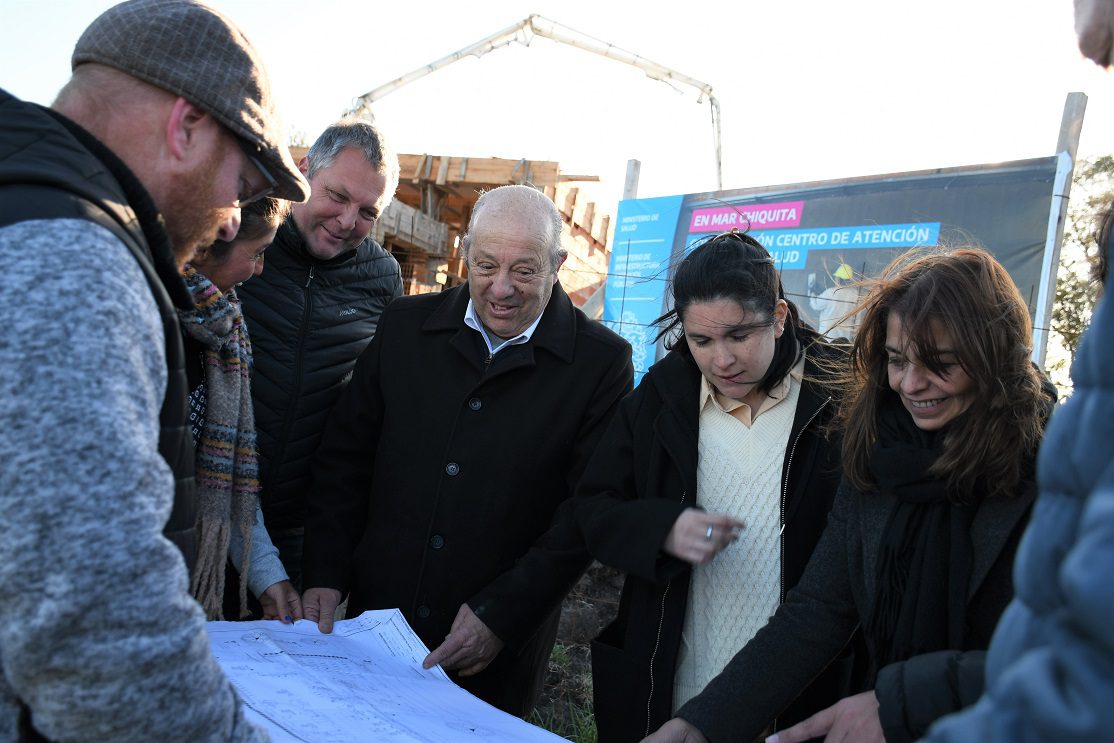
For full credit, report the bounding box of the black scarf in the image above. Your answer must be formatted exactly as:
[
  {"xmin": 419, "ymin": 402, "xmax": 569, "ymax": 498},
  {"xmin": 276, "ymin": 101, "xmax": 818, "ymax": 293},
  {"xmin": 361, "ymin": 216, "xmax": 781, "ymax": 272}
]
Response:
[{"xmin": 864, "ymin": 395, "xmax": 976, "ymax": 670}]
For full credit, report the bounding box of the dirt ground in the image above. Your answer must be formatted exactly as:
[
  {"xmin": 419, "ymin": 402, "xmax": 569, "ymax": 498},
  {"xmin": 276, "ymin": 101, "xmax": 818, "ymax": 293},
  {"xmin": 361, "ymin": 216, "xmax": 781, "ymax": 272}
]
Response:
[{"xmin": 529, "ymin": 562, "xmax": 625, "ymax": 742}]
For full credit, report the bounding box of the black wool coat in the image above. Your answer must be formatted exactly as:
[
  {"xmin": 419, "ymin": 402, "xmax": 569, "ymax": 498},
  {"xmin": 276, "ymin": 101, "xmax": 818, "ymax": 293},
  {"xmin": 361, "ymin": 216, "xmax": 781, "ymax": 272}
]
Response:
[
  {"xmin": 302, "ymin": 282, "xmax": 633, "ymax": 715},
  {"xmin": 576, "ymin": 345, "xmax": 858, "ymax": 743}
]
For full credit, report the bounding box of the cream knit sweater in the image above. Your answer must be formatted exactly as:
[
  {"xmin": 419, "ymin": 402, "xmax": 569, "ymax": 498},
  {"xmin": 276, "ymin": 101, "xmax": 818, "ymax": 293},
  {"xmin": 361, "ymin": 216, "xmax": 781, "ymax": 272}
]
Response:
[{"xmin": 673, "ymin": 374, "xmax": 801, "ymax": 711}]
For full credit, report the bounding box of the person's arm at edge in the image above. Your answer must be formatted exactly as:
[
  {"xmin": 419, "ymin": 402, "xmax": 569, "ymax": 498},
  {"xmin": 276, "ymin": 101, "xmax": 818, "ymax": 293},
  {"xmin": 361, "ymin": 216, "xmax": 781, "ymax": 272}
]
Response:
[
  {"xmin": 227, "ymin": 501, "xmax": 301, "ymax": 621},
  {"xmin": 229, "ymin": 500, "xmax": 288, "ymax": 599}
]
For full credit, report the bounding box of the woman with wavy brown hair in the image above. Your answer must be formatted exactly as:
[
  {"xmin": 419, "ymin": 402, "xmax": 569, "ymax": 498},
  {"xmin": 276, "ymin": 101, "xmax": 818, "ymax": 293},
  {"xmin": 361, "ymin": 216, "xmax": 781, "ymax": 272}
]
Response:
[
  {"xmin": 646, "ymin": 248, "xmax": 1054, "ymax": 743},
  {"xmin": 839, "ymin": 248, "xmax": 1046, "ymax": 505}
]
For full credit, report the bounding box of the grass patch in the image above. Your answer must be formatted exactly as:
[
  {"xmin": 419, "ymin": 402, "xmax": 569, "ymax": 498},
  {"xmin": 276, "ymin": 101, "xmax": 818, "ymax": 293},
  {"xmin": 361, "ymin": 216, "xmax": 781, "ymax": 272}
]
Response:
[
  {"xmin": 529, "ymin": 563, "xmax": 623, "ymax": 743},
  {"xmin": 528, "ymin": 697, "xmax": 597, "ymax": 743}
]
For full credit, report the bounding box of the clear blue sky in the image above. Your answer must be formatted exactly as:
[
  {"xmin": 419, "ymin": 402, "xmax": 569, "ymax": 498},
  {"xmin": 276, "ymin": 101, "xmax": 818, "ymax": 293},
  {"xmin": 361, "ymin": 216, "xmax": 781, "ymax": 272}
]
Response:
[{"xmin": 4, "ymin": 0, "xmax": 1114, "ymax": 209}]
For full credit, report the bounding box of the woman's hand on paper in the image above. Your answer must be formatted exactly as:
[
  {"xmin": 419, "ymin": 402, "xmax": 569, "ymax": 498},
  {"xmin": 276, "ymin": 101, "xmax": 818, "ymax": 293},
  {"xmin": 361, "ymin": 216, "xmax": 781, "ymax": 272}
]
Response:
[{"xmin": 259, "ymin": 580, "xmax": 303, "ymax": 623}]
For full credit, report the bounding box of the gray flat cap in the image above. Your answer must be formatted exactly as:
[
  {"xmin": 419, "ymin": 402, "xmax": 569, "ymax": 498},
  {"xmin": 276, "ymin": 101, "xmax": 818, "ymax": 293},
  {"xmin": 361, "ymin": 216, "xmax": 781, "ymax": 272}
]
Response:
[{"xmin": 73, "ymin": 0, "xmax": 309, "ymax": 202}]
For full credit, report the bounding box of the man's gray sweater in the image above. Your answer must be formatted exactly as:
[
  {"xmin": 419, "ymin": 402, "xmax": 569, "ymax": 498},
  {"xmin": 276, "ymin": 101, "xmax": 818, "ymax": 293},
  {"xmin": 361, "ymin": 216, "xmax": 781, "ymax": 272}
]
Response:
[{"xmin": 0, "ymin": 218, "xmax": 265, "ymax": 742}]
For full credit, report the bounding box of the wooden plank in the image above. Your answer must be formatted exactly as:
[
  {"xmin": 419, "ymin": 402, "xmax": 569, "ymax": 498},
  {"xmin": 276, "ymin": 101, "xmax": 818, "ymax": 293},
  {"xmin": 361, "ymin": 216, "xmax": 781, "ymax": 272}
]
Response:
[
  {"xmin": 371, "ymin": 198, "xmax": 448, "ymax": 256},
  {"xmin": 410, "ymin": 154, "xmax": 427, "ymax": 183},
  {"xmin": 563, "ymin": 187, "xmax": 578, "ymax": 218},
  {"xmin": 286, "ymin": 148, "xmax": 568, "ymax": 191},
  {"xmin": 396, "ymin": 154, "xmax": 560, "ymax": 188}
]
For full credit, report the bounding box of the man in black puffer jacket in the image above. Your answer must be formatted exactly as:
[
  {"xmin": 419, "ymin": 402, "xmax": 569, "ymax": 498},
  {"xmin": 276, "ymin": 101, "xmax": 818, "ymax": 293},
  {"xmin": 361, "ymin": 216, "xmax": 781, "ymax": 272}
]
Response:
[{"xmin": 238, "ymin": 120, "xmax": 403, "ymax": 590}]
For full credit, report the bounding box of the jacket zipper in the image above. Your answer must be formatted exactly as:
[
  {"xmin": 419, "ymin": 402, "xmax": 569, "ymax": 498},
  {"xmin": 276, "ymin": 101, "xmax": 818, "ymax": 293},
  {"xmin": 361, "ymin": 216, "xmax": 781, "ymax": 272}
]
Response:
[
  {"xmin": 274, "ymin": 265, "xmax": 317, "ymax": 477},
  {"xmin": 779, "ymin": 396, "xmax": 830, "ymax": 603},
  {"xmin": 646, "ymin": 488, "xmax": 687, "ymax": 738},
  {"xmin": 769, "ymin": 396, "xmax": 831, "ymax": 735}
]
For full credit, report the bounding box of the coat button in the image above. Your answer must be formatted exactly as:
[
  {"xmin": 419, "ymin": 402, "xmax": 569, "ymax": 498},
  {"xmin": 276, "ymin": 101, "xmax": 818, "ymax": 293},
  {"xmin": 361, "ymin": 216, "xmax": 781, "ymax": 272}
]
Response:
[
  {"xmin": 416, "ymin": 605, "xmax": 431, "ymax": 619},
  {"xmin": 468, "ymin": 398, "xmax": 482, "ymax": 411},
  {"xmin": 429, "ymin": 534, "xmax": 445, "ymax": 549},
  {"xmin": 445, "ymin": 462, "xmax": 460, "ymax": 476}
]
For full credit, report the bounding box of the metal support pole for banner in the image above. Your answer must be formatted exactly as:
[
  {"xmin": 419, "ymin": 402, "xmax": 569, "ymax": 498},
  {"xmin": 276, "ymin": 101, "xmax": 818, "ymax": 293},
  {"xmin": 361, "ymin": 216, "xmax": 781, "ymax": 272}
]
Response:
[
  {"xmin": 1033, "ymin": 92, "xmax": 1087, "ymax": 368},
  {"xmin": 1056, "ymin": 92, "xmax": 1088, "ymax": 159},
  {"xmin": 623, "ymin": 159, "xmax": 641, "ymax": 201}
]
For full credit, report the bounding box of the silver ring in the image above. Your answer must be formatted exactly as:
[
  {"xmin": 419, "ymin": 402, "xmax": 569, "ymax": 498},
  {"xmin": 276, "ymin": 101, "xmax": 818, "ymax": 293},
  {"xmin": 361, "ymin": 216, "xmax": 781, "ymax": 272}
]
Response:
[{"xmin": 705, "ymin": 525, "xmax": 714, "ymax": 540}]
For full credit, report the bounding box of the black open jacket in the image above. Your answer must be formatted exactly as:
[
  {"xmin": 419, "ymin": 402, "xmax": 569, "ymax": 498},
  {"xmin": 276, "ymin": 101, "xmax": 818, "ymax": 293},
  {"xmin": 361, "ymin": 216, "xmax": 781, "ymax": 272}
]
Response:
[{"xmin": 575, "ymin": 342, "xmax": 861, "ymax": 742}]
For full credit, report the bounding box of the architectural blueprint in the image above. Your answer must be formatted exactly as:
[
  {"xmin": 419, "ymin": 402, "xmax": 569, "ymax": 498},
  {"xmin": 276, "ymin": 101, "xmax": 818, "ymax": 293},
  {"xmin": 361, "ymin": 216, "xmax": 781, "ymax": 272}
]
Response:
[{"xmin": 207, "ymin": 609, "xmax": 565, "ymax": 742}]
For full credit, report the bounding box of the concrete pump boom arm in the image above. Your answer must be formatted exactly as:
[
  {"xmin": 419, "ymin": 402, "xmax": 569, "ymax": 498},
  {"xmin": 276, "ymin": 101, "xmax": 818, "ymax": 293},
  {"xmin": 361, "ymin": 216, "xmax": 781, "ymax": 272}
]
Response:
[{"xmin": 348, "ymin": 14, "xmax": 723, "ymax": 190}]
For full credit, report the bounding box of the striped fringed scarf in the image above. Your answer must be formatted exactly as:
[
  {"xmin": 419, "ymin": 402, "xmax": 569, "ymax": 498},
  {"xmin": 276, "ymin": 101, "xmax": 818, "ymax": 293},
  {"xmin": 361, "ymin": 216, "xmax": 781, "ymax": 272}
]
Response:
[{"xmin": 178, "ymin": 266, "xmax": 260, "ymax": 619}]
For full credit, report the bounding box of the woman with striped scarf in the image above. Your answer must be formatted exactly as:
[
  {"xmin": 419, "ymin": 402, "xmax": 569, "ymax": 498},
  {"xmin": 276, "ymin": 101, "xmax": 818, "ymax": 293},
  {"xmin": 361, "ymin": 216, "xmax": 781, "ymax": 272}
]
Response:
[{"xmin": 179, "ymin": 197, "xmax": 301, "ymax": 622}]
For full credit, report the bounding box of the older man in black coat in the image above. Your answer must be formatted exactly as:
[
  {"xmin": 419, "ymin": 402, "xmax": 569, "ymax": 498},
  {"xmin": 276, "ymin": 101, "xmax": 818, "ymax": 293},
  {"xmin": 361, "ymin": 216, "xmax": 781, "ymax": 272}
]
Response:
[{"xmin": 302, "ymin": 184, "xmax": 633, "ymax": 715}]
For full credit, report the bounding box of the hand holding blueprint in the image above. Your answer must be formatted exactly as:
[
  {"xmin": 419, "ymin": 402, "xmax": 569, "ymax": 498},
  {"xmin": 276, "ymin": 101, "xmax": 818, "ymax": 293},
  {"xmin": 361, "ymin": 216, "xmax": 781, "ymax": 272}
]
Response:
[{"xmin": 207, "ymin": 609, "xmax": 565, "ymax": 742}]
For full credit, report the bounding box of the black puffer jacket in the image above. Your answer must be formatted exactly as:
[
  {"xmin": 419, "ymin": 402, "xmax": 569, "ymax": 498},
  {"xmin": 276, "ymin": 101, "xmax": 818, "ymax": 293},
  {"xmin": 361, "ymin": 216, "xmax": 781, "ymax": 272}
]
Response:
[{"xmin": 238, "ymin": 217, "xmax": 402, "ymax": 531}]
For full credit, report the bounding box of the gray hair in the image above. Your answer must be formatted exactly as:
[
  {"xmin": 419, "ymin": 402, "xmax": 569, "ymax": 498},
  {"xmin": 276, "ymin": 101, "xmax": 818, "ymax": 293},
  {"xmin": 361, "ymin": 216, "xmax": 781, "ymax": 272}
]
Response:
[
  {"xmin": 305, "ymin": 118, "xmax": 399, "ymax": 198},
  {"xmin": 461, "ymin": 185, "xmax": 566, "ymax": 272}
]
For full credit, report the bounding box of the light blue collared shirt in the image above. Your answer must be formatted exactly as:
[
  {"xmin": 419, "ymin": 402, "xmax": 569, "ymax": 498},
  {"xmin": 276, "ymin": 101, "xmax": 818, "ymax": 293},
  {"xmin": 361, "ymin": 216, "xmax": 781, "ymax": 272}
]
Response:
[{"xmin": 464, "ymin": 298, "xmax": 544, "ymax": 356}]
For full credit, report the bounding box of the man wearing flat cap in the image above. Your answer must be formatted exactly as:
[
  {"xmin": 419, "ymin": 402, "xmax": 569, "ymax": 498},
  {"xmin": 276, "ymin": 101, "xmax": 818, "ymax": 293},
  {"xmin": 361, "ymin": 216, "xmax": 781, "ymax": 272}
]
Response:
[{"xmin": 0, "ymin": 1, "xmax": 307, "ymax": 740}]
